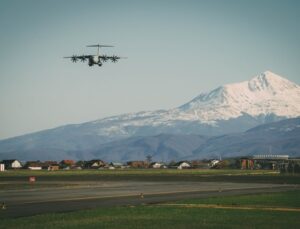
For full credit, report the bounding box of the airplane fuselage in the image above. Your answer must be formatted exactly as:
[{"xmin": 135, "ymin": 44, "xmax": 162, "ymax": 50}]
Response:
[{"xmin": 89, "ymin": 55, "xmax": 102, "ymax": 66}]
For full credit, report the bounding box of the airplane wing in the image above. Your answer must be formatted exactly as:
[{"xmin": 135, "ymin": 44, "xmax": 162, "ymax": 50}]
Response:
[
  {"xmin": 64, "ymin": 55, "xmax": 92, "ymax": 62},
  {"xmin": 100, "ymin": 55, "xmax": 126, "ymax": 63},
  {"xmin": 99, "ymin": 55, "xmax": 118, "ymax": 62},
  {"xmin": 64, "ymin": 54, "xmax": 126, "ymax": 63}
]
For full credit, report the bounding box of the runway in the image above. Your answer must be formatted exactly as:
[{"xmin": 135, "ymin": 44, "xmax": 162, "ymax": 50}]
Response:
[{"xmin": 0, "ymin": 181, "xmax": 297, "ymax": 218}]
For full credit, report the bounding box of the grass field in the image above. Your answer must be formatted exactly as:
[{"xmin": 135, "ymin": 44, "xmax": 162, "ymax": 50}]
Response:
[
  {"xmin": 0, "ymin": 168, "xmax": 278, "ymax": 177},
  {"xmin": 1, "ymin": 169, "xmax": 300, "ymax": 185},
  {"xmin": 1, "ymin": 190, "xmax": 299, "ymax": 229}
]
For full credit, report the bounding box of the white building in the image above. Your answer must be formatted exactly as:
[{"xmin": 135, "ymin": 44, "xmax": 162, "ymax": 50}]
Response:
[
  {"xmin": 150, "ymin": 162, "xmax": 165, "ymax": 169},
  {"xmin": 209, "ymin": 160, "xmax": 220, "ymax": 167},
  {"xmin": 176, "ymin": 161, "xmax": 191, "ymax": 170},
  {"xmin": 2, "ymin": 160, "xmax": 22, "ymax": 169},
  {"xmin": 28, "ymin": 166, "xmax": 42, "ymax": 170},
  {"xmin": 109, "ymin": 162, "xmax": 126, "ymax": 169}
]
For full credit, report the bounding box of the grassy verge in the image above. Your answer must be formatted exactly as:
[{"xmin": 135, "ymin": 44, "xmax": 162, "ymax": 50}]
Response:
[
  {"xmin": 1, "ymin": 190, "xmax": 299, "ymax": 229},
  {"xmin": 0, "ymin": 168, "xmax": 278, "ymax": 177},
  {"xmin": 1, "ymin": 169, "xmax": 300, "ymax": 184},
  {"xmin": 175, "ymin": 189, "xmax": 300, "ymax": 208}
]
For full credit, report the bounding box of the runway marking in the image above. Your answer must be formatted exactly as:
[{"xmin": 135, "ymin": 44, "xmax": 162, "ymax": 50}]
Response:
[
  {"xmin": 17, "ymin": 185, "xmax": 295, "ymax": 205},
  {"xmin": 158, "ymin": 203, "xmax": 300, "ymax": 212},
  {"xmin": 19, "ymin": 189, "xmax": 214, "ymax": 204}
]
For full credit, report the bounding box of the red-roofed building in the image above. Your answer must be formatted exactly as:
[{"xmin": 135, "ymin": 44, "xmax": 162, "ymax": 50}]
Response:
[{"xmin": 59, "ymin": 160, "xmax": 75, "ymax": 169}]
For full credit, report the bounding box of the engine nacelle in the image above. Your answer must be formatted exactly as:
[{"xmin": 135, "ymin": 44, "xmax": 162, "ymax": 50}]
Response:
[{"xmin": 88, "ymin": 58, "xmax": 94, "ymax": 66}]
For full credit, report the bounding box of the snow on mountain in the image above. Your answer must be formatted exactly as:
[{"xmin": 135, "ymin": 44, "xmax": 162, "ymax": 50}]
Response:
[
  {"xmin": 89, "ymin": 118, "xmax": 300, "ymax": 162},
  {"xmin": 89, "ymin": 71, "xmax": 300, "ymax": 136},
  {"xmin": 0, "ymin": 70, "xmax": 299, "ymax": 160},
  {"xmin": 176, "ymin": 71, "xmax": 300, "ymax": 122}
]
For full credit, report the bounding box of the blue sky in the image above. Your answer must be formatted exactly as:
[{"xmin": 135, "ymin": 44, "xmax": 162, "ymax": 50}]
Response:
[{"xmin": 0, "ymin": 0, "xmax": 300, "ymax": 139}]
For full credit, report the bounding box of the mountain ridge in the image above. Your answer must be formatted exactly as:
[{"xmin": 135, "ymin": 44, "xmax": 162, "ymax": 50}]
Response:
[
  {"xmin": 76, "ymin": 70, "xmax": 300, "ymax": 138},
  {"xmin": 90, "ymin": 117, "xmax": 300, "ymax": 162},
  {"xmin": 1, "ymin": 118, "xmax": 298, "ymax": 161},
  {"xmin": 0, "ymin": 71, "xmax": 299, "ymax": 160}
]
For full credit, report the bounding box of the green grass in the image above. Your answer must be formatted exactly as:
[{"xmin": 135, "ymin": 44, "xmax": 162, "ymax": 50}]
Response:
[
  {"xmin": 2, "ymin": 169, "xmax": 299, "ymax": 185},
  {"xmin": 1, "ymin": 190, "xmax": 300, "ymax": 229},
  {"xmin": 0, "ymin": 183, "xmax": 81, "ymax": 190},
  {"xmin": 2, "ymin": 206, "xmax": 299, "ymax": 229},
  {"xmin": 0, "ymin": 169, "xmax": 279, "ymax": 178},
  {"xmin": 2, "ymin": 170, "xmax": 299, "ymax": 200},
  {"xmin": 0, "ymin": 168, "xmax": 277, "ymax": 177},
  {"xmin": 176, "ymin": 190, "xmax": 300, "ymax": 208}
]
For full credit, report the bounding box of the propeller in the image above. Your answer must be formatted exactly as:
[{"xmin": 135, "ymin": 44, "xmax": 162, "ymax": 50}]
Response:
[
  {"xmin": 79, "ymin": 56, "xmax": 86, "ymax": 62},
  {"xmin": 111, "ymin": 55, "xmax": 119, "ymax": 63},
  {"xmin": 101, "ymin": 55, "xmax": 109, "ymax": 62},
  {"xmin": 71, "ymin": 55, "xmax": 78, "ymax": 62}
]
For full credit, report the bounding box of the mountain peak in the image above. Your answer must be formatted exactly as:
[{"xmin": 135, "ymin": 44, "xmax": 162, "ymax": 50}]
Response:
[
  {"xmin": 177, "ymin": 71, "xmax": 300, "ymax": 122},
  {"xmin": 261, "ymin": 70, "xmax": 280, "ymax": 77},
  {"xmin": 257, "ymin": 71, "xmax": 283, "ymax": 83},
  {"xmin": 255, "ymin": 70, "xmax": 289, "ymax": 82},
  {"xmin": 248, "ymin": 71, "xmax": 299, "ymax": 93}
]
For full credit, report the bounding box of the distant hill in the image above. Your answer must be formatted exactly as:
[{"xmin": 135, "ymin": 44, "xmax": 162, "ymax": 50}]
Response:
[
  {"xmin": 86, "ymin": 118, "xmax": 299, "ymax": 162},
  {"xmin": 190, "ymin": 117, "xmax": 300, "ymax": 159},
  {"xmin": 0, "ymin": 71, "xmax": 299, "ymax": 161},
  {"xmin": 89, "ymin": 134, "xmax": 209, "ymax": 162},
  {"xmin": 2, "ymin": 118, "xmax": 298, "ymax": 162}
]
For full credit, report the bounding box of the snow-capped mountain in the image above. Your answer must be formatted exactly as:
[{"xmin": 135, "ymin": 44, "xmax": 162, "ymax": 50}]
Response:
[
  {"xmin": 89, "ymin": 70, "xmax": 300, "ymax": 137},
  {"xmin": 0, "ymin": 71, "xmax": 299, "ymax": 160},
  {"xmin": 177, "ymin": 70, "xmax": 300, "ymax": 122}
]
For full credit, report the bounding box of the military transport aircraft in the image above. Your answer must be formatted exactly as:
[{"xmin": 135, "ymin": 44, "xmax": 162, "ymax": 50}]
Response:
[{"xmin": 64, "ymin": 44, "xmax": 125, "ymax": 67}]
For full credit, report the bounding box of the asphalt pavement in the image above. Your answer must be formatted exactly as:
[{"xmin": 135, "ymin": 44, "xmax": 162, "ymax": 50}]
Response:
[{"xmin": 0, "ymin": 181, "xmax": 298, "ymax": 218}]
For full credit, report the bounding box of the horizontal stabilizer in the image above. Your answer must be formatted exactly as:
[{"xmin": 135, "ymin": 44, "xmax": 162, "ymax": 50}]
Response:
[{"xmin": 87, "ymin": 44, "xmax": 114, "ymax": 48}]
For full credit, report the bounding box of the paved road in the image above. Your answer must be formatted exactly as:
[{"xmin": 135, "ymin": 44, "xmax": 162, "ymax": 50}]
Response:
[{"xmin": 0, "ymin": 181, "xmax": 298, "ymax": 218}]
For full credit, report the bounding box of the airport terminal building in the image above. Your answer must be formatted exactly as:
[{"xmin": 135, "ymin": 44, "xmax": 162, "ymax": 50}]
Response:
[{"xmin": 240, "ymin": 155, "xmax": 300, "ymax": 173}]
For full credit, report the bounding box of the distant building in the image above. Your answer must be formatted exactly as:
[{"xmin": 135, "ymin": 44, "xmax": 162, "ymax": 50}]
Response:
[
  {"xmin": 75, "ymin": 160, "xmax": 86, "ymax": 167},
  {"xmin": 240, "ymin": 158, "xmax": 254, "ymax": 170},
  {"xmin": 173, "ymin": 161, "xmax": 191, "ymax": 170},
  {"xmin": 109, "ymin": 162, "xmax": 125, "ymax": 169},
  {"xmin": 191, "ymin": 160, "xmax": 210, "ymax": 169},
  {"xmin": 59, "ymin": 160, "xmax": 76, "ymax": 169},
  {"xmin": 150, "ymin": 162, "xmax": 166, "ymax": 169},
  {"xmin": 210, "ymin": 160, "xmax": 220, "ymax": 168},
  {"xmin": 85, "ymin": 160, "xmax": 106, "ymax": 169},
  {"xmin": 127, "ymin": 161, "xmax": 149, "ymax": 168},
  {"xmin": 253, "ymin": 155, "xmax": 289, "ymax": 160},
  {"xmin": 0, "ymin": 163, "xmax": 5, "ymax": 171},
  {"xmin": 1, "ymin": 159, "xmax": 22, "ymax": 169},
  {"xmin": 24, "ymin": 161, "xmax": 43, "ymax": 170},
  {"xmin": 48, "ymin": 164, "xmax": 60, "ymax": 171},
  {"xmin": 44, "ymin": 161, "xmax": 60, "ymax": 171},
  {"xmin": 44, "ymin": 161, "xmax": 58, "ymax": 166},
  {"xmin": 240, "ymin": 155, "xmax": 290, "ymax": 170}
]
